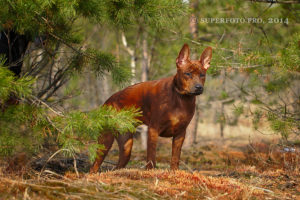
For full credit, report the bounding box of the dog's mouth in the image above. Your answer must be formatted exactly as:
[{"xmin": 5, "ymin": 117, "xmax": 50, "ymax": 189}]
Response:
[
  {"xmin": 189, "ymin": 91, "xmax": 203, "ymax": 95},
  {"xmin": 175, "ymin": 87, "xmax": 203, "ymax": 96},
  {"xmin": 189, "ymin": 88, "xmax": 204, "ymax": 95}
]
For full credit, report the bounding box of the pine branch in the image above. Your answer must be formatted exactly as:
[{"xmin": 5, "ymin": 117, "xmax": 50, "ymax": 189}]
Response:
[
  {"xmin": 247, "ymin": 0, "xmax": 300, "ymax": 4},
  {"xmin": 31, "ymin": 96, "xmax": 63, "ymax": 116}
]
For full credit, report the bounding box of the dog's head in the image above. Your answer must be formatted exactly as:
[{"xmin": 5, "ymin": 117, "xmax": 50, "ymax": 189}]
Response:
[{"xmin": 174, "ymin": 44, "xmax": 212, "ymax": 95}]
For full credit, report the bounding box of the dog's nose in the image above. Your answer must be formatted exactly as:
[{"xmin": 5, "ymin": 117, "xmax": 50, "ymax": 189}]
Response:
[{"xmin": 195, "ymin": 84, "xmax": 203, "ymax": 91}]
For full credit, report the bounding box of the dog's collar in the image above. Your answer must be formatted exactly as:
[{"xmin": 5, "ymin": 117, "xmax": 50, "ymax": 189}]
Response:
[
  {"xmin": 174, "ymin": 86, "xmax": 187, "ymax": 95},
  {"xmin": 172, "ymin": 76, "xmax": 188, "ymax": 95}
]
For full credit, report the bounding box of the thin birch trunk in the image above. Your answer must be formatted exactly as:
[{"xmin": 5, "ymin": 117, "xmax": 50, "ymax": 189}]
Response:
[
  {"xmin": 140, "ymin": 31, "xmax": 149, "ymax": 150},
  {"xmin": 121, "ymin": 32, "xmax": 136, "ymax": 85}
]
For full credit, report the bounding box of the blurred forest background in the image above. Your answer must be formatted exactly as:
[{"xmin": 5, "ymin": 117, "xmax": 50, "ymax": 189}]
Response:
[{"xmin": 0, "ymin": 0, "xmax": 300, "ymax": 199}]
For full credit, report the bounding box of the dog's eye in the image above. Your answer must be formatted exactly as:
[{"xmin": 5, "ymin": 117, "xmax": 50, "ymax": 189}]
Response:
[
  {"xmin": 200, "ymin": 73, "xmax": 205, "ymax": 77},
  {"xmin": 184, "ymin": 72, "xmax": 192, "ymax": 77}
]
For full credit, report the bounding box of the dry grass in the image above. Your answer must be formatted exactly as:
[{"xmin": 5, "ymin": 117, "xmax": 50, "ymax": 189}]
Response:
[
  {"xmin": 1, "ymin": 123, "xmax": 299, "ymax": 199},
  {"xmin": 0, "ymin": 168, "xmax": 277, "ymax": 200},
  {"xmin": 86, "ymin": 169, "xmax": 271, "ymax": 199}
]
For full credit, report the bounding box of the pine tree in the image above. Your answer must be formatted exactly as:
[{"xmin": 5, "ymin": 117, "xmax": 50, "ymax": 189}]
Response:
[{"xmin": 0, "ymin": 0, "xmax": 186, "ymax": 163}]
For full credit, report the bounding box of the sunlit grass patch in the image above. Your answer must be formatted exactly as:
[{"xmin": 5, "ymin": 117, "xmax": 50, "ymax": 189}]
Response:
[{"xmin": 85, "ymin": 169, "xmax": 269, "ymax": 199}]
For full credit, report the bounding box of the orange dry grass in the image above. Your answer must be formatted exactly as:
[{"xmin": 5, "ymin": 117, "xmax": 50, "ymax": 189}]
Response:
[
  {"xmin": 81, "ymin": 169, "xmax": 267, "ymax": 199},
  {"xmin": 0, "ymin": 167, "xmax": 286, "ymax": 199}
]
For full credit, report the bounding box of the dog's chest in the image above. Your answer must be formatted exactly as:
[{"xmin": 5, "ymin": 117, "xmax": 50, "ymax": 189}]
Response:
[
  {"xmin": 158, "ymin": 104, "xmax": 194, "ymax": 137},
  {"xmin": 160, "ymin": 97, "xmax": 194, "ymax": 123},
  {"xmin": 168, "ymin": 114, "xmax": 185, "ymax": 127}
]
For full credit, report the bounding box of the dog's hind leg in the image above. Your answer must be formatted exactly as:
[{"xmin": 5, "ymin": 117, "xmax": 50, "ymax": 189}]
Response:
[
  {"xmin": 115, "ymin": 133, "xmax": 133, "ymax": 169},
  {"xmin": 90, "ymin": 132, "xmax": 114, "ymax": 173}
]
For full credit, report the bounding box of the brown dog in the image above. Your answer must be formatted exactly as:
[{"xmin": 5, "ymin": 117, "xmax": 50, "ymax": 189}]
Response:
[{"xmin": 90, "ymin": 44, "xmax": 212, "ymax": 173}]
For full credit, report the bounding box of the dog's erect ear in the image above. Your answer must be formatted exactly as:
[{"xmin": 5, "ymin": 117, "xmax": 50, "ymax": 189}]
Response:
[
  {"xmin": 176, "ymin": 44, "xmax": 190, "ymax": 66},
  {"xmin": 200, "ymin": 47, "xmax": 212, "ymax": 70}
]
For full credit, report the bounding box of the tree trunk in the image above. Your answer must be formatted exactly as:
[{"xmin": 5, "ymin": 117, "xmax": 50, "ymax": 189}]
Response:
[
  {"xmin": 220, "ymin": 69, "xmax": 226, "ymax": 138},
  {"xmin": 140, "ymin": 31, "xmax": 149, "ymax": 150},
  {"xmin": 220, "ymin": 102, "xmax": 224, "ymax": 138},
  {"xmin": 184, "ymin": 0, "xmax": 199, "ymax": 149},
  {"xmin": 141, "ymin": 33, "xmax": 149, "ymax": 82},
  {"xmin": 121, "ymin": 32, "xmax": 136, "ymax": 85},
  {"xmin": 0, "ymin": 30, "xmax": 30, "ymax": 77},
  {"xmin": 189, "ymin": 0, "xmax": 199, "ymax": 43}
]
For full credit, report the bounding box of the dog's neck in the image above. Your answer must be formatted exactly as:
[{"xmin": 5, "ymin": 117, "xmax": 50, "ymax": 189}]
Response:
[{"xmin": 172, "ymin": 75, "xmax": 196, "ymax": 99}]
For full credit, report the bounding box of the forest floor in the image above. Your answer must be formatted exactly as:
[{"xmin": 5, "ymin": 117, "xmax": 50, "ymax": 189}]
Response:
[{"xmin": 0, "ymin": 126, "xmax": 299, "ymax": 200}]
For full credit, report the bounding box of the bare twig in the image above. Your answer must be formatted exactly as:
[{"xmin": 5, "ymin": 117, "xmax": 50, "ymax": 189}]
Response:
[
  {"xmin": 179, "ymin": 160, "xmax": 194, "ymax": 173},
  {"xmin": 38, "ymin": 149, "xmax": 79, "ymax": 180},
  {"xmin": 103, "ymin": 160, "xmax": 117, "ymax": 165},
  {"xmin": 43, "ymin": 170, "xmax": 71, "ymax": 181},
  {"xmin": 252, "ymin": 186, "xmax": 274, "ymax": 193},
  {"xmin": 31, "ymin": 96, "xmax": 63, "ymax": 116},
  {"xmin": 248, "ymin": 0, "xmax": 300, "ymax": 4}
]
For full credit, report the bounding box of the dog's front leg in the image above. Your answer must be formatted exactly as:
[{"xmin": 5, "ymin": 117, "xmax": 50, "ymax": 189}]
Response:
[
  {"xmin": 146, "ymin": 127, "xmax": 159, "ymax": 169},
  {"xmin": 171, "ymin": 131, "xmax": 186, "ymax": 170}
]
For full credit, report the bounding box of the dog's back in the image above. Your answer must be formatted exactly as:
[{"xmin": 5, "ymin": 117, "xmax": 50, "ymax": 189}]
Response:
[{"xmin": 104, "ymin": 76, "xmax": 179, "ymax": 125}]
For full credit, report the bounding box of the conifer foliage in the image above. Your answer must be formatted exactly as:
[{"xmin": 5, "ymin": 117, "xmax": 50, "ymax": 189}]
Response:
[
  {"xmin": 0, "ymin": 58, "xmax": 141, "ymax": 159},
  {"xmin": 0, "ymin": 0, "xmax": 184, "ymax": 162}
]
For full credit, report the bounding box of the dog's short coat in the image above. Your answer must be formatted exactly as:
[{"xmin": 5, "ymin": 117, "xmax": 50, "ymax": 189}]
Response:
[{"xmin": 90, "ymin": 44, "xmax": 212, "ymax": 173}]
